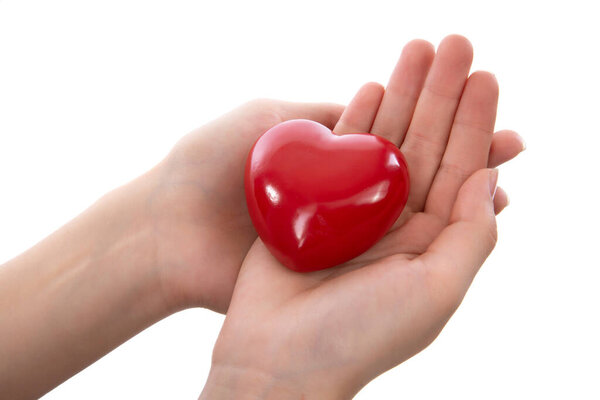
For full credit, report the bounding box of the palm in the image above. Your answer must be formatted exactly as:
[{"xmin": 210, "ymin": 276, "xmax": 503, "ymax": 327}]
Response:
[{"xmin": 211, "ymin": 36, "xmax": 519, "ymax": 397}]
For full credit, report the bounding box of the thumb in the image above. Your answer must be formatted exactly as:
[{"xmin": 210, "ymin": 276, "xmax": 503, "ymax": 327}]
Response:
[{"xmin": 419, "ymin": 168, "xmax": 499, "ymax": 307}]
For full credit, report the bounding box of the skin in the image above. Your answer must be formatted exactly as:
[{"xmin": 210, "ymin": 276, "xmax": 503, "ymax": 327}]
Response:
[
  {"xmin": 0, "ymin": 35, "xmax": 524, "ymax": 399},
  {"xmin": 199, "ymin": 36, "xmax": 524, "ymax": 399}
]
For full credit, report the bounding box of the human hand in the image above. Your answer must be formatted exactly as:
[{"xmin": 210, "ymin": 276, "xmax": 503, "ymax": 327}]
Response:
[
  {"xmin": 151, "ymin": 36, "xmax": 523, "ymax": 314},
  {"xmin": 200, "ymin": 35, "xmax": 525, "ymax": 399},
  {"xmin": 148, "ymin": 100, "xmax": 344, "ymax": 312}
]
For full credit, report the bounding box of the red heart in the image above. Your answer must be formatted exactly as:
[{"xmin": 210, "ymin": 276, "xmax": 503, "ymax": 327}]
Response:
[{"xmin": 244, "ymin": 119, "xmax": 410, "ymax": 272}]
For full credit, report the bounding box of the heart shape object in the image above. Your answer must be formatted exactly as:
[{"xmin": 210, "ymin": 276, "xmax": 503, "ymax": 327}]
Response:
[{"xmin": 245, "ymin": 119, "xmax": 410, "ymax": 272}]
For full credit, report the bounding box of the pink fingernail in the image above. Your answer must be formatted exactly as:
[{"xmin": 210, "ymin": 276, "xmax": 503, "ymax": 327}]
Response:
[{"xmin": 517, "ymin": 133, "xmax": 527, "ymax": 151}]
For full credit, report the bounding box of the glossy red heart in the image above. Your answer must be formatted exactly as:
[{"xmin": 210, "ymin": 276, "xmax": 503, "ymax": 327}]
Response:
[{"xmin": 244, "ymin": 119, "xmax": 410, "ymax": 272}]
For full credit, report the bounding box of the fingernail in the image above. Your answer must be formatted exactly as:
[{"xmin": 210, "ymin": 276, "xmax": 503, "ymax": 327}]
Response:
[
  {"xmin": 489, "ymin": 169, "xmax": 499, "ymax": 197},
  {"xmin": 516, "ymin": 133, "xmax": 527, "ymax": 151}
]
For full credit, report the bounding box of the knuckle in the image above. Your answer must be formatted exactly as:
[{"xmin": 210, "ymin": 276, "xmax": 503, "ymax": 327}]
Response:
[
  {"xmin": 437, "ymin": 161, "xmax": 472, "ymax": 182},
  {"xmin": 404, "ymin": 129, "xmax": 446, "ymax": 159},
  {"xmin": 423, "ymin": 83, "xmax": 459, "ymax": 101},
  {"xmin": 452, "ymin": 119, "xmax": 493, "ymax": 136}
]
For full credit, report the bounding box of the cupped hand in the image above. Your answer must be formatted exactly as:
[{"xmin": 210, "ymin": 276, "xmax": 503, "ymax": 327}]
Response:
[
  {"xmin": 148, "ymin": 99, "xmax": 344, "ymax": 312},
  {"xmin": 202, "ymin": 35, "xmax": 525, "ymax": 398}
]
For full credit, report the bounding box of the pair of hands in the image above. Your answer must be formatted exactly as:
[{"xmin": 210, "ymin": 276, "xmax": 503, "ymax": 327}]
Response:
[{"xmin": 150, "ymin": 35, "xmax": 523, "ymax": 397}]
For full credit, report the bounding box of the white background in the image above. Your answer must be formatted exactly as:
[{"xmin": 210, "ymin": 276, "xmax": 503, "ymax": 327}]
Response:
[{"xmin": 1, "ymin": 0, "xmax": 598, "ymax": 399}]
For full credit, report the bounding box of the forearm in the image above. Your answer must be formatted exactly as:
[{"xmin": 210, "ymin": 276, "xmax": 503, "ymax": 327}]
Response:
[{"xmin": 0, "ymin": 170, "xmax": 170, "ymax": 399}]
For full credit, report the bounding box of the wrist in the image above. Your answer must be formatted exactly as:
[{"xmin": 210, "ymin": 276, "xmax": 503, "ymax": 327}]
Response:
[
  {"xmin": 0, "ymin": 166, "xmax": 171, "ymax": 398},
  {"xmin": 92, "ymin": 165, "xmax": 174, "ymax": 316},
  {"xmin": 200, "ymin": 364, "xmax": 307, "ymax": 400},
  {"xmin": 200, "ymin": 361, "xmax": 353, "ymax": 400}
]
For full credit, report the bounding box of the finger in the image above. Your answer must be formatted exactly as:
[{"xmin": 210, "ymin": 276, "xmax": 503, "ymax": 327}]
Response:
[
  {"xmin": 370, "ymin": 39, "xmax": 435, "ymax": 145},
  {"xmin": 418, "ymin": 169, "xmax": 498, "ymax": 312},
  {"xmin": 333, "ymin": 82, "xmax": 385, "ymax": 134},
  {"xmin": 488, "ymin": 130, "xmax": 526, "ymax": 168},
  {"xmin": 400, "ymin": 35, "xmax": 474, "ymax": 212},
  {"xmin": 275, "ymin": 100, "xmax": 346, "ymax": 130},
  {"xmin": 493, "ymin": 186, "xmax": 509, "ymax": 214},
  {"xmin": 425, "ymin": 71, "xmax": 499, "ymax": 221}
]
